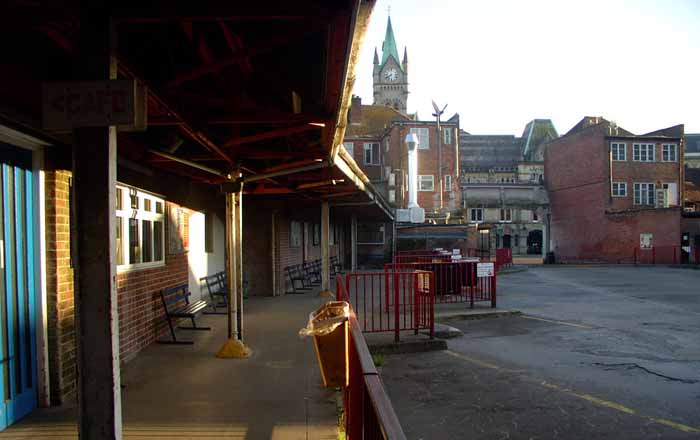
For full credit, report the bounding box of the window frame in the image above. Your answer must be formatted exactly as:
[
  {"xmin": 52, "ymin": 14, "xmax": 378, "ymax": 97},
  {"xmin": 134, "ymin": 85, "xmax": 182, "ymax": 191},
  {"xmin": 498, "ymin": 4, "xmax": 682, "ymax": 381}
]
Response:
[
  {"xmin": 611, "ymin": 142, "xmax": 627, "ymax": 161},
  {"xmin": 410, "ymin": 127, "xmax": 430, "ymax": 150},
  {"xmin": 343, "ymin": 141, "xmax": 354, "ymax": 157},
  {"xmin": 662, "ymin": 143, "xmax": 678, "ymax": 162},
  {"xmin": 612, "ymin": 182, "xmax": 628, "ymax": 197},
  {"xmin": 469, "ymin": 208, "xmax": 483, "ymax": 223},
  {"xmin": 443, "ymin": 128, "xmax": 451, "ymax": 145},
  {"xmin": 633, "ymin": 182, "xmax": 655, "ymax": 205},
  {"xmin": 357, "ymin": 222, "xmax": 385, "ymax": 245},
  {"xmin": 290, "ymin": 220, "xmax": 302, "ymax": 248},
  {"xmin": 363, "ymin": 142, "xmax": 380, "ymax": 165},
  {"xmin": 499, "ymin": 208, "xmax": 512, "ymax": 222},
  {"xmin": 116, "ymin": 184, "xmax": 166, "ymax": 272},
  {"xmin": 418, "ymin": 175, "xmax": 435, "ymax": 192},
  {"xmin": 633, "ymin": 143, "xmax": 655, "ymax": 162},
  {"xmin": 444, "ymin": 175, "xmax": 452, "ymax": 192}
]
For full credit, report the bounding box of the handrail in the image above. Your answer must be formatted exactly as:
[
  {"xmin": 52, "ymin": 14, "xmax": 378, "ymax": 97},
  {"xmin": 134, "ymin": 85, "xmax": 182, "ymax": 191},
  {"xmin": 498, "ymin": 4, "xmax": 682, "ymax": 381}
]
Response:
[{"xmin": 338, "ymin": 275, "xmax": 408, "ymax": 440}]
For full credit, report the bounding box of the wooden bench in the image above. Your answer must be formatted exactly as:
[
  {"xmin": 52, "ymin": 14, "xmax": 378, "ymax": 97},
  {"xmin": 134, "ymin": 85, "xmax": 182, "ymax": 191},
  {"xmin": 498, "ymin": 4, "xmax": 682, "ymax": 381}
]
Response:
[
  {"xmin": 200, "ymin": 272, "xmax": 228, "ymax": 314},
  {"xmin": 285, "ymin": 264, "xmax": 310, "ymax": 294},
  {"xmin": 158, "ymin": 284, "xmax": 211, "ymax": 344},
  {"xmin": 303, "ymin": 260, "xmax": 321, "ymax": 285}
]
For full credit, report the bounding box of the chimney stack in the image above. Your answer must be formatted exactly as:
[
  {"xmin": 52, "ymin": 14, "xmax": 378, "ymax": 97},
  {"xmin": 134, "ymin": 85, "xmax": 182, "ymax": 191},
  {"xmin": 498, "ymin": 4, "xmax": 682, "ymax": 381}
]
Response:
[{"xmin": 349, "ymin": 95, "xmax": 362, "ymax": 124}]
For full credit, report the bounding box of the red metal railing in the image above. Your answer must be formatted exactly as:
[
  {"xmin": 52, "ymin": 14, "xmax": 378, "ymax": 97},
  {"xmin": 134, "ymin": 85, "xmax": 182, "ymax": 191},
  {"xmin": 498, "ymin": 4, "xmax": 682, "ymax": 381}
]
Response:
[
  {"xmin": 495, "ymin": 248, "xmax": 513, "ymax": 270},
  {"xmin": 386, "ymin": 261, "xmax": 496, "ymax": 308},
  {"xmin": 394, "ymin": 254, "xmax": 452, "ymax": 264},
  {"xmin": 337, "ymin": 277, "xmax": 408, "ymax": 440},
  {"xmin": 633, "ymin": 246, "xmax": 700, "ymax": 265},
  {"xmin": 337, "ymin": 272, "xmax": 434, "ymax": 343}
]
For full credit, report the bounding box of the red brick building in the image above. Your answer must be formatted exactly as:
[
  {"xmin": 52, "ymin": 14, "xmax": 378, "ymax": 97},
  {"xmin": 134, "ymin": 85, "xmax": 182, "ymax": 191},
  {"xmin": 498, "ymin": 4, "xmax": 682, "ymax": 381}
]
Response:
[{"xmin": 545, "ymin": 117, "xmax": 684, "ymax": 263}]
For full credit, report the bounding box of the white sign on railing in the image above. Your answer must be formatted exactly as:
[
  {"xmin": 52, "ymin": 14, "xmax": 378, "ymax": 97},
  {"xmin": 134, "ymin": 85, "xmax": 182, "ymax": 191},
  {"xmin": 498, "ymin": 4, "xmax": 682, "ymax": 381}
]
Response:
[{"xmin": 477, "ymin": 262, "xmax": 494, "ymax": 278}]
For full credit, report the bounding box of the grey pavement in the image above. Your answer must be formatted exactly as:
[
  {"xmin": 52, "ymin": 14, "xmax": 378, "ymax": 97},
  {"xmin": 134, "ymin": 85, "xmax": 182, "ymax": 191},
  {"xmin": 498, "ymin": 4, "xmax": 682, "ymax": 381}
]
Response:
[
  {"xmin": 380, "ymin": 266, "xmax": 700, "ymax": 439},
  {"xmin": 0, "ymin": 293, "xmax": 337, "ymax": 440}
]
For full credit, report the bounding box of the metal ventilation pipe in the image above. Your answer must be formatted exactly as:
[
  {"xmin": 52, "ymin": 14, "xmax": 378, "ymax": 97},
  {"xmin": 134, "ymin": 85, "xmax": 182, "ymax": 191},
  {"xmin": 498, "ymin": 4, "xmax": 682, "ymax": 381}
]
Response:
[{"xmin": 406, "ymin": 133, "xmax": 419, "ymax": 208}]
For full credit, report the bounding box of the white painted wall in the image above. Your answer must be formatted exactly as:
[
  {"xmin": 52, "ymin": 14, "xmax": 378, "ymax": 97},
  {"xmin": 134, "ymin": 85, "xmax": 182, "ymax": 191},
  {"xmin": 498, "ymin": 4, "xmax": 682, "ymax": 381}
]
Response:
[
  {"xmin": 187, "ymin": 212, "xmax": 226, "ymax": 301},
  {"xmin": 187, "ymin": 212, "xmax": 206, "ymax": 301}
]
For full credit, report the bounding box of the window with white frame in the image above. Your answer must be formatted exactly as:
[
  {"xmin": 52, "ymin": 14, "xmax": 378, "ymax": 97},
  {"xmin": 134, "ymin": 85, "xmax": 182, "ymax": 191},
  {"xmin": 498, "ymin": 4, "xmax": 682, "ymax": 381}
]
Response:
[
  {"xmin": 418, "ymin": 175, "xmax": 434, "ymax": 191},
  {"xmin": 115, "ymin": 185, "xmax": 165, "ymax": 269},
  {"xmin": 612, "ymin": 182, "xmax": 627, "ymax": 197},
  {"xmin": 469, "ymin": 208, "xmax": 483, "ymax": 223},
  {"xmin": 633, "ymin": 143, "xmax": 655, "ymax": 162},
  {"xmin": 444, "ymin": 175, "xmax": 452, "ymax": 192},
  {"xmin": 343, "ymin": 142, "xmax": 354, "ymax": 157},
  {"xmin": 611, "ymin": 142, "xmax": 626, "ymax": 161},
  {"xmin": 634, "ymin": 183, "xmax": 655, "ymax": 205},
  {"xmin": 410, "ymin": 127, "xmax": 430, "ymax": 150},
  {"xmin": 444, "ymin": 128, "xmax": 451, "ymax": 145},
  {"xmin": 499, "ymin": 208, "xmax": 512, "ymax": 222},
  {"xmin": 662, "ymin": 144, "xmax": 678, "ymax": 162},
  {"xmin": 363, "ymin": 142, "xmax": 380, "ymax": 165},
  {"xmin": 290, "ymin": 221, "xmax": 301, "ymax": 247}
]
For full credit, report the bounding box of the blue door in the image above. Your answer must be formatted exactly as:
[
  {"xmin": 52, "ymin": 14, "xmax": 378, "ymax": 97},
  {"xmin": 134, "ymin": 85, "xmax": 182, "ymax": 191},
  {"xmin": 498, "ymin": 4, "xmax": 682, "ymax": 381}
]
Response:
[{"xmin": 0, "ymin": 144, "xmax": 38, "ymax": 430}]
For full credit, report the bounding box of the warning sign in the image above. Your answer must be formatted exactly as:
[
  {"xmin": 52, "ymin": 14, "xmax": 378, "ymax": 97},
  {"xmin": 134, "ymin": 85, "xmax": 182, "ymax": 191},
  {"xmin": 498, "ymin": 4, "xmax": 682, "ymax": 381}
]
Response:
[{"xmin": 477, "ymin": 262, "xmax": 494, "ymax": 278}]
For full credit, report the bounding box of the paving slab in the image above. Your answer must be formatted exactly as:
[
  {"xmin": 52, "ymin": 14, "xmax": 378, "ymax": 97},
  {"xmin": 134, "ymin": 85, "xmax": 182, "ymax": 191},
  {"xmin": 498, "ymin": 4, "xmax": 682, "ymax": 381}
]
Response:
[{"xmin": 0, "ymin": 292, "xmax": 338, "ymax": 440}]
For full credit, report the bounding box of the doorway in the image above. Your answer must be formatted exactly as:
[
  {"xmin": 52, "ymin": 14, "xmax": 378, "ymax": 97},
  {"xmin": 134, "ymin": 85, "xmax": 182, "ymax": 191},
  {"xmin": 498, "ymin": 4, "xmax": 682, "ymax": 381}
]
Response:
[
  {"xmin": 502, "ymin": 234, "xmax": 512, "ymax": 248},
  {"xmin": 0, "ymin": 143, "xmax": 38, "ymax": 430}
]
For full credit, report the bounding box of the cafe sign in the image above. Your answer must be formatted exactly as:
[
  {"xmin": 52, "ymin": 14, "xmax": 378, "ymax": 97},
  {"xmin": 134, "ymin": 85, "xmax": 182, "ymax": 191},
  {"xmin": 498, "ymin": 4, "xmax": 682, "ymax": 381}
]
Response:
[{"xmin": 42, "ymin": 80, "xmax": 147, "ymax": 131}]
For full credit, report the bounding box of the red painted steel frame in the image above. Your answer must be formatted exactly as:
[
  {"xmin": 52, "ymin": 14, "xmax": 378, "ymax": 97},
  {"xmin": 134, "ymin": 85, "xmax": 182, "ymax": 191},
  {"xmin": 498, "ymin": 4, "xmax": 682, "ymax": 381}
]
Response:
[{"xmin": 336, "ymin": 276, "xmax": 408, "ymax": 440}]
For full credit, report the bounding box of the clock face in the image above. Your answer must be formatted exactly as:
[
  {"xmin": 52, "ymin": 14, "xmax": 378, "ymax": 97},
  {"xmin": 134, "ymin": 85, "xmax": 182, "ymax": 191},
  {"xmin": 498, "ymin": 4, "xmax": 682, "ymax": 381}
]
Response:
[{"xmin": 384, "ymin": 68, "xmax": 399, "ymax": 82}]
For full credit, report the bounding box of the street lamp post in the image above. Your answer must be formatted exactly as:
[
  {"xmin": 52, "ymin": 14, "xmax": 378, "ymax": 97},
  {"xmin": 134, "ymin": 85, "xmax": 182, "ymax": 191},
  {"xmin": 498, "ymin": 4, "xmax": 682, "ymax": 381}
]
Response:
[{"xmin": 432, "ymin": 100, "xmax": 448, "ymax": 211}]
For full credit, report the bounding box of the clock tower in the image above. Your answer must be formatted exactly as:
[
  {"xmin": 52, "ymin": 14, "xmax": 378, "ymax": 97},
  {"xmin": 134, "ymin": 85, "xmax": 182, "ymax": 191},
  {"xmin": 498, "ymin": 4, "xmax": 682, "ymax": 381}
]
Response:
[{"xmin": 373, "ymin": 15, "xmax": 408, "ymax": 113}]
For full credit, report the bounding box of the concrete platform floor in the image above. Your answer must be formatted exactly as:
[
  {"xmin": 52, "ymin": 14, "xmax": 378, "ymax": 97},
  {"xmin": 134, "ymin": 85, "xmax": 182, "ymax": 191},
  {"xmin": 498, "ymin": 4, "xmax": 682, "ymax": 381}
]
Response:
[{"xmin": 0, "ymin": 293, "xmax": 338, "ymax": 440}]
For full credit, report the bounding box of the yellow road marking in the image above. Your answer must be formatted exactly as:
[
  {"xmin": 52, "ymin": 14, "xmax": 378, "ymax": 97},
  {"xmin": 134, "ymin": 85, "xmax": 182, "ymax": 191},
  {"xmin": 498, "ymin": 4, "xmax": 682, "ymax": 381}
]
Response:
[
  {"xmin": 444, "ymin": 350, "xmax": 700, "ymax": 434},
  {"xmin": 521, "ymin": 315, "xmax": 594, "ymax": 329}
]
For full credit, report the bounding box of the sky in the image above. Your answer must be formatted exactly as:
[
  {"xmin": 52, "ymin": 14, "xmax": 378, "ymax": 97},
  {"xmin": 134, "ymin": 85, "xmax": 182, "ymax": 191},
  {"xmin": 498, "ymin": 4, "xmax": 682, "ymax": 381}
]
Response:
[{"xmin": 352, "ymin": 0, "xmax": 700, "ymax": 136}]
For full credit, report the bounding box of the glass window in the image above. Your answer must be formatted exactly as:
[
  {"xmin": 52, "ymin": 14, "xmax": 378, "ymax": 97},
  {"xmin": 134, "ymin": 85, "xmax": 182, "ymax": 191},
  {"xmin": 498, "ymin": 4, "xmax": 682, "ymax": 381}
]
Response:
[
  {"xmin": 343, "ymin": 142, "xmax": 354, "ymax": 157},
  {"xmin": 611, "ymin": 142, "xmax": 626, "ymax": 161},
  {"xmin": 500, "ymin": 209, "xmax": 512, "ymax": 221},
  {"xmin": 662, "ymin": 144, "xmax": 677, "ymax": 162},
  {"xmin": 633, "ymin": 143, "xmax": 655, "ymax": 162},
  {"xmin": 290, "ymin": 221, "xmax": 301, "ymax": 247},
  {"xmin": 444, "ymin": 128, "xmax": 451, "ymax": 145},
  {"xmin": 357, "ymin": 222, "xmax": 385, "ymax": 244},
  {"xmin": 612, "ymin": 182, "xmax": 627, "ymax": 197},
  {"xmin": 418, "ymin": 175, "xmax": 434, "ymax": 191},
  {"xmin": 634, "ymin": 183, "xmax": 655, "ymax": 205},
  {"xmin": 142, "ymin": 220, "xmax": 152, "ymax": 262},
  {"xmin": 313, "ymin": 223, "xmax": 320, "ymax": 246},
  {"xmin": 117, "ymin": 184, "xmax": 166, "ymax": 270},
  {"xmin": 470, "ymin": 208, "xmax": 483, "ymax": 222},
  {"xmin": 363, "ymin": 143, "xmax": 380, "ymax": 165},
  {"xmin": 410, "ymin": 127, "xmax": 430, "ymax": 149},
  {"xmin": 444, "ymin": 175, "xmax": 452, "ymax": 192}
]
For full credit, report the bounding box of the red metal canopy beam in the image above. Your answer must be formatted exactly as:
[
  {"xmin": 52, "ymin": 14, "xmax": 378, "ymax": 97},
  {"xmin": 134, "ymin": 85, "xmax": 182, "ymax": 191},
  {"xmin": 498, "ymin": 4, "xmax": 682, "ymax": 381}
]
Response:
[
  {"xmin": 222, "ymin": 124, "xmax": 319, "ymax": 149},
  {"xmin": 164, "ymin": 24, "xmax": 323, "ymax": 89}
]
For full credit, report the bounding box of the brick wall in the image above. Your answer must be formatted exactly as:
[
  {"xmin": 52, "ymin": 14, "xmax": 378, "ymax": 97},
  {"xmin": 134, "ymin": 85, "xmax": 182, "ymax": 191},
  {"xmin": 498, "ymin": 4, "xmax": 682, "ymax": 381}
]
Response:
[
  {"xmin": 44, "ymin": 170, "xmax": 76, "ymax": 405},
  {"xmin": 116, "ymin": 201, "xmax": 190, "ymax": 363},
  {"xmin": 385, "ymin": 123, "xmax": 461, "ymax": 212},
  {"xmin": 546, "ymin": 124, "xmax": 682, "ymax": 262},
  {"xmin": 45, "ymin": 172, "xmax": 193, "ymax": 402}
]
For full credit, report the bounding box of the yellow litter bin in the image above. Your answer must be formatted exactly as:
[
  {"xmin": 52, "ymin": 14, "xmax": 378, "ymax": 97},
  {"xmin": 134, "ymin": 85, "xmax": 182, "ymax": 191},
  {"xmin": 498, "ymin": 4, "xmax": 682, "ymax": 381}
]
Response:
[{"xmin": 299, "ymin": 301, "xmax": 350, "ymax": 388}]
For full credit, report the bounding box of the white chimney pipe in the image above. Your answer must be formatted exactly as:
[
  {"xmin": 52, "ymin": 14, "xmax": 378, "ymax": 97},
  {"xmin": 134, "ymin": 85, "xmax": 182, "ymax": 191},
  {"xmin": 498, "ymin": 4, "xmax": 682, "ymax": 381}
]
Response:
[{"xmin": 405, "ymin": 133, "xmax": 419, "ymax": 208}]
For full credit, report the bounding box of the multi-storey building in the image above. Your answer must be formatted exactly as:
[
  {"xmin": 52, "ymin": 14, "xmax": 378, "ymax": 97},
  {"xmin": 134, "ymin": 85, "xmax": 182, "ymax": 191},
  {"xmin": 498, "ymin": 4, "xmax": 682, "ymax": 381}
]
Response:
[
  {"xmin": 459, "ymin": 120, "xmax": 556, "ymax": 255},
  {"xmin": 546, "ymin": 116, "xmax": 684, "ymax": 262}
]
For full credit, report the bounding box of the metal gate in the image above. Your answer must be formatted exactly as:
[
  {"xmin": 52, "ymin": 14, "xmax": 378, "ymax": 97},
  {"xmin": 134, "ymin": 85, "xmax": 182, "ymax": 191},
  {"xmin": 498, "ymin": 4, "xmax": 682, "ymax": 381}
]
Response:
[{"xmin": 0, "ymin": 144, "xmax": 38, "ymax": 429}]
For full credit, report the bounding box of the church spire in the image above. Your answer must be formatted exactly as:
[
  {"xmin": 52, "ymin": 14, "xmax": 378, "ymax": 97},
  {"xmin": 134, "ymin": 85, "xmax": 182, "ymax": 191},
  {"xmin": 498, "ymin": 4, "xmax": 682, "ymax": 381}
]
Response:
[
  {"xmin": 381, "ymin": 16, "xmax": 401, "ymax": 68},
  {"xmin": 373, "ymin": 47, "xmax": 379, "ymax": 65}
]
